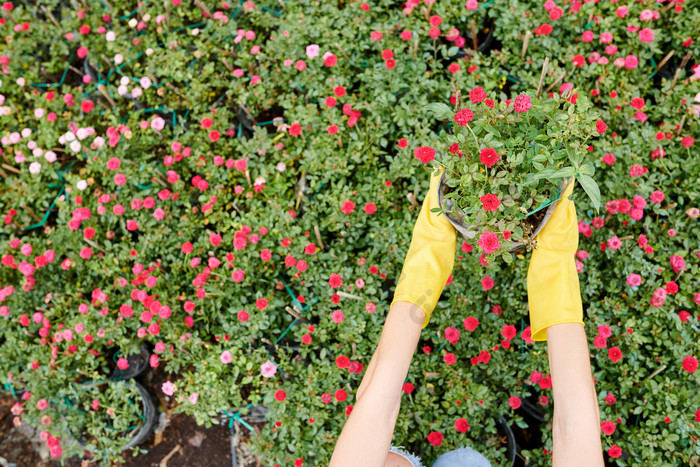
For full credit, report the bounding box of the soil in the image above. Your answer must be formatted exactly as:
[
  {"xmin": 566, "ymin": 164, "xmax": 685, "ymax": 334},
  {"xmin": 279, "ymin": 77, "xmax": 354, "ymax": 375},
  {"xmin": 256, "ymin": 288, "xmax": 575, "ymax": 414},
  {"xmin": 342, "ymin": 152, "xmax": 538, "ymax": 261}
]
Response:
[
  {"xmin": 521, "ymin": 207, "xmax": 546, "ymax": 240},
  {"xmin": 0, "ymin": 396, "xmax": 53, "ymax": 467}
]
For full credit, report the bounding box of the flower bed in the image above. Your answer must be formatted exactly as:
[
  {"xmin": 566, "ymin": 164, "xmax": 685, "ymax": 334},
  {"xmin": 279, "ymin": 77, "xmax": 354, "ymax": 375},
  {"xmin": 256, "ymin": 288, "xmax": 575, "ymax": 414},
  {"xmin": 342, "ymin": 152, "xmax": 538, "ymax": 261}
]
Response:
[{"xmin": 0, "ymin": 0, "xmax": 698, "ymax": 465}]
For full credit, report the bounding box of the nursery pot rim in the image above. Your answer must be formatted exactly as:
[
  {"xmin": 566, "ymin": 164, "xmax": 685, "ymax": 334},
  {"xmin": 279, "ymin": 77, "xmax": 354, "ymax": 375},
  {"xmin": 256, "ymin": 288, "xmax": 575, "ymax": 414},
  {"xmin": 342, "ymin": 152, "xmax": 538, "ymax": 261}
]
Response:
[{"xmin": 437, "ymin": 170, "xmax": 572, "ymax": 253}]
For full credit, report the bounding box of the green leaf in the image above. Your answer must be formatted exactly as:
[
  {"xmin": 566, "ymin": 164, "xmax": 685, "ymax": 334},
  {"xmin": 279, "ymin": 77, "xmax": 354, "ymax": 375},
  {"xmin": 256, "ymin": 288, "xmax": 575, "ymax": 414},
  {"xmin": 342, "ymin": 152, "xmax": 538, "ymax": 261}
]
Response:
[
  {"xmin": 579, "ymin": 162, "xmax": 595, "ymax": 177},
  {"xmin": 578, "ymin": 175, "xmax": 601, "ymax": 212},
  {"xmin": 502, "ymin": 252, "xmax": 513, "ymax": 264},
  {"xmin": 423, "ymin": 103, "xmax": 453, "ymax": 119},
  {"xmin": 447, "ymin": 46, "xmax": 460, "ymax": 56},
  {"xmin": 550, "ymin": 167, "xmax": 576, "ymax": 179}
]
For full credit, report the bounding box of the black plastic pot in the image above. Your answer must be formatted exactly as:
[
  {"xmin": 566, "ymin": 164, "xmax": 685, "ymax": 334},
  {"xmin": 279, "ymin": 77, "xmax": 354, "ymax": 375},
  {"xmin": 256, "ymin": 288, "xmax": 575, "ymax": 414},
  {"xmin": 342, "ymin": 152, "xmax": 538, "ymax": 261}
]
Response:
[
  {"xmin": 111, "ymin": 345, "xmax": 150, "ymax": 381},
  {"xmin": 437, "ymin": 171, "xmax": 571, "ymax": 253},
  {"xmin": 497, "ymin": 416, "xmax": 518, "ymax": 466},
  {"xmin": 69, "ymin": 380, "xmax": 158, "ymax": 453}
]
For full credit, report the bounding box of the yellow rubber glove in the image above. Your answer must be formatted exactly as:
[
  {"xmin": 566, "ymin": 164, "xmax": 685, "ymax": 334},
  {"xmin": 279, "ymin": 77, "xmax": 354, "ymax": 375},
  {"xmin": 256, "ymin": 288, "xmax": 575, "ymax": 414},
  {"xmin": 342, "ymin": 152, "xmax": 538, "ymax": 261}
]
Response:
[
  {"xmin": 527, "ymin": 178, "xmax": 584, "ymax": 342},
  {"xmin": 391, "ymin": 167, "xmax": 457, "ymax": 328}
]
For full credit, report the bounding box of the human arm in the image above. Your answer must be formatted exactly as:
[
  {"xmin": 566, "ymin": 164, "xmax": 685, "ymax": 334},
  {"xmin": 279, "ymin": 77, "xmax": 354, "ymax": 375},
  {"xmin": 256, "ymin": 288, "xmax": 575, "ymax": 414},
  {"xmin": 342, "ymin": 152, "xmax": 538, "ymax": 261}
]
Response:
[
  {"xmin": 330, "ymin": 167, "xmax": 456, "ymax": 467},
  {"xmin": 329, "ymin": 301, "xmax": 424, "ymax": 467},
  {"xmin": 546, "ymin": 323, "xmax": 602, "ymax": 466},
  {"xmin": 527, "ymin": 179, "xmax": 603, "ymax": 466}
]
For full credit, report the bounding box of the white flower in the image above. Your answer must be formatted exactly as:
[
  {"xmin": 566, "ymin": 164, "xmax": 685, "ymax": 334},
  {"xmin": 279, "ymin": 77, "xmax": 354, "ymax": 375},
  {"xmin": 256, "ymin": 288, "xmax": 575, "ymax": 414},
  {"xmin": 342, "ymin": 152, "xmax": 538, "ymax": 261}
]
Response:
[
  {"xmin": 146, "ymin": 48, "xmax": 154, "ymax": 56},
  {"xmin": 29, "ymin": 162, "xmax": 41, "ymax": 174},
  {"xmin": 92, "ymin": 136, "xmax": 105, "ymax": 149},
  {"xmin": 117, "ymin": 85, "xmax": 128, "ymax": 96},
  {"xmin": 64, "ymin": 131, "xmax": 75, "ymax": 142},
  {"xmin": 77, "ymin": 180, "xmax": 88, "ymax": 191},
  {"xmin": 69, "ymin": 140, "xmax": 81, "ymax": 153},
  {"xmin": 45, "ymin": 151, "xmax": 57, "ymax": 163},
  {"xmin": 0, "ymin": 106, "xmax": 11, "ymax": 116},
  {"xmin": 120, "ymin": 76, "xmax": 130, "ymax": 86},
  {"xmin": 114, "ymin": 54, "xmax": 123, "ymax": 65},
  {"xmin": 143, "ymin": 14, "xmax": 151, "ymax": 22},
  {"xmin": 34, "ymin": 108, "xmax": 44, "ymax": 118},
  {"xmin": 106, "ymin": 31, "xmax": 116, "ymax": 41},
  {"xmin": 254, "ymin": 176, "xmax": 266, "ymax": 186},
  {"xmin": 128, "ymin": 18, "xmax": 138, "ymax": 28},
  {"xmin": 276, "ymin": 162, "xmax": 286, "ymax": 172},
  {"xmin": 16, "ymin": 77, "xmax": 25, "ymax": 87},
  {"xmin": 27, "ymin": 140, "xmax": 37, "ymax": 150},
  {"xmin": 76, "ymin": 128, "xmax": 89, "ymax": 140},
  {"xmin": 58, "ymin": 135, "xmax": 65, "ymax": 145},
  {"xmin": 192, "ymin": 28, "xmax": 199, "ymax": 36},
  {"xmin": 32, "ymin": 148, "xmax": 43, "ymax": 158},
  {"xmin": 131, "ymin": 87, "xmax": 142, "ymax": 98},
  {"xmin": 21, "ymin": 128, "xmax": 31, "ymax": 138}
]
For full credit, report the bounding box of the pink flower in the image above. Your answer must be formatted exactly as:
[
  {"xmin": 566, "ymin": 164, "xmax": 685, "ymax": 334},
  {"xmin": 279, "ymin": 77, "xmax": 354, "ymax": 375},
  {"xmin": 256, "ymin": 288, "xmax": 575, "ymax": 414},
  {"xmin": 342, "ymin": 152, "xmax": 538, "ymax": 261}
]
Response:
[
  {"xmin": 582, "ymin": 31, "xmax": 594, "ymax": 42},
  {"xmin": 220, "ymin": 350, "xmax": 232, "ymax": 364},
  {"xmin": 162, "ymin": 381, "xmax": 176, "ymax": 396},
  {"xmin": 513, "ymin": 94, "xmax": 533, "ymax": 113},
  {"xmin": 189, "ymin": 393, "xmax": 199, "ymax": 404},
  {"xmin": 261, "ymin": 360, "xmax": 278, "ymax": 377},
  {"xmin": 607, "ymin": 236, "xmax": 622, "ymax": 249},
  {"xmin": 638, "ymin": 28, "xmax": 655, "ymax": 43},
  {"xmin": 625, "ymin": 55, "xmax": 639, "ymax": 69},
  {"xmin": 626, "ymin": 274, "xmax": 642, "ymax": 287},
  {"xmin": 305, "ymin": 44, "xmax": 320, "ymax": 58},
  {"xmin": 508, "ymin": 396, "xmax": 521, "ymax": 410},
  {"xmin": 477, "ymin": 231, "xmax": 500, "ymax": 253},
  {"xmin": 331, "ymin": 310, "xmax": 345, "ymax": 323},
  {"xmin": 670, "ymin": 255, "xmax": 686, "ymax": 273},
  {"xmin": 465, "ymin": 0, "xmax": 478, "ymax": 10},
  {"xmin": 601, "ymin": 420, "xmax": 616, "ymax": 435},
  {"xmin": 36, "ymin": 399, "xmax": 48, "ymax": 411},
  {"xmin": 650, "ymin": 190, "xmax": 665, "ymax": 204},
  {"xmin": 608, "ymin": 347, "xmax": 622, "ymax": 363}
]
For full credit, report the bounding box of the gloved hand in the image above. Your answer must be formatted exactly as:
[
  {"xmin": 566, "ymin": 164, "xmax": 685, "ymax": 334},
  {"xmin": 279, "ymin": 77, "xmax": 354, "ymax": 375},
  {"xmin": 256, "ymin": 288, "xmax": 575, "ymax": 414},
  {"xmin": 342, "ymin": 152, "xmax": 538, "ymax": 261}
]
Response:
[
  {"xmin": 527, "ymin": 178, "xmax": 584, "ymax": 342},
  {"xmin": 391, "ymin": 167, "xmax": 456, "ymax": 328}
]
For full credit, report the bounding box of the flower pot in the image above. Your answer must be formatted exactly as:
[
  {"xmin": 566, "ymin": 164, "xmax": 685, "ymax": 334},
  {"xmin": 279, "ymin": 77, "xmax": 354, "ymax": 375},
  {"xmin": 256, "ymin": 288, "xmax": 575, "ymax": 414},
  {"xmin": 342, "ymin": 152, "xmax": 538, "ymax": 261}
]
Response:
[
  {"xmin": 496, "ymin": 416, "xmax": 518, "ymax": 466},
  {"xmin": 437, "ymin": 171, "xmax": 570, "ymax": 253},
  {"xmin": 68, "ymin": 380, "xmax": 158, "ymax": 453},
  {"xmin": 111, "ymin": 345, "xmax": 150, "ymax": 381}
]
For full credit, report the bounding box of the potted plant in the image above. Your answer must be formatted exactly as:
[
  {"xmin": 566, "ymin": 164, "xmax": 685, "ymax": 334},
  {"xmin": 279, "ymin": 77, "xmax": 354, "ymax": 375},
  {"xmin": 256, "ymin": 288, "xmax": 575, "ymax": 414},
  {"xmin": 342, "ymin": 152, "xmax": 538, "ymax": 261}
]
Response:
[{"xmin": 422, "ymin": 64, "xmax": 603, "ymax": 261}]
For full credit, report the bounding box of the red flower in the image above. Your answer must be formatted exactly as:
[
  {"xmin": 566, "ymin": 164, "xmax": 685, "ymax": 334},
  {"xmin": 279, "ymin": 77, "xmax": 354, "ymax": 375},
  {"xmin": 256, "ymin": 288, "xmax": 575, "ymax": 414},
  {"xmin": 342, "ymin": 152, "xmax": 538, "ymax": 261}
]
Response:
[
  {"xmin": 464, "ymin": 316, "xmax": 479, "ymax": 331},
  {"xmin": 572, "ymin": 54, "xmax": 585, "ymax": 67},
  {"xmin": 333, "ymin": 86, "xmax": 346, "ymax": 97},
  {"xmin": 608, "ymin": 346, "xmax": 622, "ymax": 363},
  {"xmin": 601, "ymin": 420, "xmax": 616, "ymax": 435},
  {"xmin": 81, "ymin": 100, "xmax": 95, "ymax": 113},
  {"xmin": 327, "ymin": 124, "xmax": 339, "ymax": 135},
  {"xmin": 444, "ymin": 326, "xmax": 460, "ymax": 344},
  {"xmin": 301, "ymin": 334, "xmax": 312, "ymax": 344},
  {"xmin": 448, "ymin": 143, "xmax": 462, "ymax": 157},
  {"xmin": 369, "ymin": 265, "xmax": 379, "ymax": 274},
  {"xmin": 682, "ymin": 136, "xmax": 696, "ymax": 148},
  {"xmin": 454, "ymin": 108, "xmax": 474, "ymax": 126},
  {"xmin": 444, "ymin": 352, "xmax": 456, "ymax": 365},
  {"xmin": 508, "ymin": 396, "xmax": 521, "ymax": 410},
  {"xmin": 607, "ymin": 445, "xmax": 622, "ymax": 459},
  {"xmin": 329, "ymin": 273, "xmax": 343, "ymax": 288},
  {"xmin": 288, "ymin": 123, "xmax": 302, "ymax": 136},
  {"xmin": 502, "ymin": 324, "xmax": 516, "ymax": 340},
  {"xmin": 481, "ymin": 276, "xmax": 494, "ymax": 291},
  {"xmin": 334, "ymin": 389, "xmax": 347, "ymax": 402},
  {"xmin": 364, "ymin": 203, "xmax": 376, "ymax": 214},
  {"xmin": 479, "ymin": 147, "xmax": 500, "ymax": 167},
  {"xmin": 596, "ymin": 120, "xmax": 608, "ymax": 134},
  {"xmin": 255, "ymin": 298, "xmax": 268, "ymax": 310},
  {"xmin": 535, "ymin": 24, "xmax": 553, "ymax": 36},
  {"xmin": 480, "ymin": 194, "xmax": 500, "ymax": 211},
  {"xmin": 414, "ymin": 146, "xmax": 436, "ymax": 164},
  {"xmin": 274, "ymin": 390, "xmax": 286, "ymax": 401},
  {"xmin": 630, "ymin": 97, "xmax": 645, "ymax": 109},
  {"xmin": 427, "ymin": 431, "xmax": 444, "ymax": 447},
  {"xmin": 335, "ymin": 356, "xmax": 350, "ymax": 369},
  {"xmin": 341, "ymin": 200, "xmax": 355, "ymax": 214},
  {"xmin": 402, "ymin": 382, "xmax": 414, "ymax": 394},
  {"xmin": 398, "ymin": 138, "xmax": 408, "ymax": 148},
  {"xmin": 454, "ymin": 418, "xmax": 470, "ymax": 433},
  {"xmin": 682, "ymin": 355, "xmax": 698, "ymax": 373},
  {"xmin": 469, "ymin": 87, "xmax": 486, "ymax": 104},
  {"xmin": 605, "ymin": 393, "xmax": 616, "ymax": 406},
  {"xmin": 201, "ymin": 117, "xmax": 213, "ymax": 129}
]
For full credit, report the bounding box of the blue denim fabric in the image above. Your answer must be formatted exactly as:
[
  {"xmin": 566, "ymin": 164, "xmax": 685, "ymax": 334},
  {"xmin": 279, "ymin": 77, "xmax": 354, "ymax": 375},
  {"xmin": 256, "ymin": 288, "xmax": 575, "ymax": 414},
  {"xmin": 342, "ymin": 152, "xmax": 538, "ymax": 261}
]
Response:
[{"xmin": 389, "ymin": 445, "xmax": 491, "ymax": 467}]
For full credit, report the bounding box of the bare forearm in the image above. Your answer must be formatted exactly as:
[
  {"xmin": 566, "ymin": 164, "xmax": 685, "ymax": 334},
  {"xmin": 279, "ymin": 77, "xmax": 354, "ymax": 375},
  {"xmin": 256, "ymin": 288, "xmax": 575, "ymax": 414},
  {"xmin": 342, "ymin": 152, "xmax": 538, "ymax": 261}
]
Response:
[
  {"xmin": 546, "ymin": 323, "xmax": 604, "ymax": 467},
  {"xmin": 330, "ymin": 301, "xmax": 424, "ymax": 467}
]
